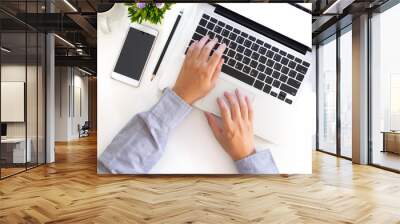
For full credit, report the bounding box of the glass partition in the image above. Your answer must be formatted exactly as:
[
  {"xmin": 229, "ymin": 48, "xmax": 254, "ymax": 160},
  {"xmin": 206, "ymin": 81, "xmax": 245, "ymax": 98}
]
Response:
[
  {"xmin": 1, "ymin": 30, "xmax": 28, "ymax": 178},
  {"xmin": 370, "ymin": 3, "xmax": 400, "ymax": 171},
  {"xmin": 0, "ymin": 1, "xmax": 46, "ymax": 179},
  {"xmin": 317, "ymin": 36, "xmax": 337, "ymax": 155},
  {"xmin": 339, "ymin": 28, "xmax": 352, "ymax": 158}
]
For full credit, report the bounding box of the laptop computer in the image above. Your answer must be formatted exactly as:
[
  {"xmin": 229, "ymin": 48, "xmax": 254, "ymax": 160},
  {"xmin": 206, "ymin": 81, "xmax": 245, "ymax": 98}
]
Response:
[{"xmin": 159, "ymin": 3, "xmax": 312, "ymax": 145}]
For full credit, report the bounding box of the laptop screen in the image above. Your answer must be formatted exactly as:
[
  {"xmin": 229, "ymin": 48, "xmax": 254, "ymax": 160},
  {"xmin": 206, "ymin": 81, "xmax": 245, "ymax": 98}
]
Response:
[{"xmin": 217, "ymin": 3, "xmax": 312, "ymax": 49}]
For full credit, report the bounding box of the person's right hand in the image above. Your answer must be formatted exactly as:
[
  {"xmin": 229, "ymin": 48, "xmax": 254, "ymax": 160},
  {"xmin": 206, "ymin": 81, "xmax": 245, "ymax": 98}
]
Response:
[
  {"xmin": 205, "ymin": 89, "xmax": 255, "ymax": 161},
  {"xmin": 173, "ymin": 35, "xmax": 226, "ymax": 105}
]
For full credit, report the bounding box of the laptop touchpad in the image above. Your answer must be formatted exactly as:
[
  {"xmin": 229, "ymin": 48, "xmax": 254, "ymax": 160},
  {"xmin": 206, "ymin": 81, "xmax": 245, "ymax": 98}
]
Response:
[{"xmin": 194, "ymin": 78, "xmax": 255, "ymax": 117}]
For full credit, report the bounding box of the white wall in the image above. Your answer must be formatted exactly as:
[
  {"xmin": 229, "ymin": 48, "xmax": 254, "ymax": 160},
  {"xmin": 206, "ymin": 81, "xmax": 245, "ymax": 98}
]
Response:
[{"xmin": 54, "ymin": 67, "xmax": 89, "ymax": 141}]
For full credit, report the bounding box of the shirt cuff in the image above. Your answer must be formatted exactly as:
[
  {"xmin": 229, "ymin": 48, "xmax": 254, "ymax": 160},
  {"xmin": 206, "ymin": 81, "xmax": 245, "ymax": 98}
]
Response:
[
  {"xmin": 235, "ymin": 149, "xmax": 279, "ymax": 174},
  {"xmin": 149, "ymin": 88, "xmax": 192, "ymax": 129}
]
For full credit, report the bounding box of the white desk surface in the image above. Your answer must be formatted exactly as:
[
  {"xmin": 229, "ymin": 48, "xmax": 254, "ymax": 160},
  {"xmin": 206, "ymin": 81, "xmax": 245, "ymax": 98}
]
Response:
[{"xmin": 97, "ymin": 3, "xmax": 314, "ymax": 174}]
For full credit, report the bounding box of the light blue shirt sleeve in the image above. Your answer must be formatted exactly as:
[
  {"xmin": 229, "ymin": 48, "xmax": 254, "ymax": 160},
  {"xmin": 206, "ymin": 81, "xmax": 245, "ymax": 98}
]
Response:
[{"xmin": 98, "ymin": 88, "xmax": 278, "ymax": 174}]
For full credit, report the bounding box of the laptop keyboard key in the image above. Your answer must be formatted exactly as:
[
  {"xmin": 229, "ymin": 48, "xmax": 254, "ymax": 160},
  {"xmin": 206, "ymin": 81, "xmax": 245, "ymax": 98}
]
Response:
[
  {"xmin": 243, "ymin": 56, "xmax": 250, "ymax": 65},
  {"xmin": 237, "ymin": 45, "xmax": 245, "ymax": 53},
  {"xmin": 281, "ymin": 66, "xmax": 289, "ymax": 74},
  {"xmin": 207, "ymin": 31, "xmax": 215, "ymax": 39},
  {"xmin": 228, "ymin": 58, "xmax": 236, "ymax": 67},
  {"xmin": 266, "ymin": 59, "xmax": 274, "ymax": 67},
  {"xmin": 199, "ymin": 19, "xmax": 207, "ymax": 26},
  {"xmin": 196, "ymin": 26, "xmax": 207, "ymax": 35},
  {"xmin": 265, "ymin": 67, "xmax": 273, "ymax": 76},
  {"xmin": 214, "ymin": 25, "xmax": 222, "ymax": 34},
  {"xmin": 258, "ymin": 47, "xmax": 267, "ymax": 55},
  {"xmin": 264, "ymin": 42, "xmax": 271, "ymax": 49},
  {"xmin": 257, "ymin": 64, "xmax": 266, "ymax": 73},
  {"xmin": 287, "ymin": 78, "xmax": 301, "ymax": 89},
  {"xmin": 222, "ymin": 64, "xmax": 255, "ymax": 86},
  {"xmin": 243, "ymin": 65, "xmax": 251, "ymax": 74},
  {"xmin": 273, "ymin": 54, "xmax": 282, "ymax": 62},
  {"xmin": 192, "ymin": 33, "xmax": 202, "ymax": 41},
  {"xmin": 256, "ymin": 39, "xmax": 264, "ymax": 45},
  {"xmin": 235, "ymin": 53, "xmax": 243, "ymax": 61},
  {"xmin": 210, "ymin": 17, "xmax": 217, "ymax": 23},
  {"xmin": 225, "ymin": 24, "xmax": 233, "ymax": 31},
  {"xmin": 237, "ymin": 36, "xmax": 245, "ymax": 44},
  {"xmin": 295, "ymin": 64, "xmax": 308, "ymax": 74},
  {"xmin": 250, "ymin": 69, "xmax": 258, "ymax": 77},
  {"xmin": 272, "ymin": 46, "xmax": 279, "ymax": 52},
  {"xmin": 263, "ymin": 84, "xmax": 272, "ymax": 93},
  {"xmin": 287, "ymin": 54, "xmax": 294, "ymax": 60},
  {"xmin": 281, "ymin": 57, "xmax": 289, "ymax": 66},
  {"xmin": 206, "ymin": 22, "xmax": 215, "ymax": 30},
  {"xmin": 229, "ymin": 33, "xmax": 237, "ymax": 41},
  {"xmin": 270, "ymin": 91, "xmax": 278, "ymax": 97},
  {"xmin": 285, "ymin": 98, "xmax": 293, "ymax": 104},
  {"xmin": 251, "ymin": 52, "xmax": 260, "ymax": 60},
  {"xmin": 259, "ymin": 56, "xmax": 267, "ymax": 64},
  {"xmin": 240, "ymin": 32, "xmax": 248, "ymax": 38},
  {"xmin": 202, "ymin": 14, "xmax": 210, "ymax": 20},
  {"xmin": 265, "ymin": 76, "xmax": 273, "ymax": 84},
  {"xmin": 251, "ymin": 43, "xmax": 259, "ymax": 51},
  {"xmin": 244, "ymin": 39, "xmax": 252, "ymax": 47},
  {"xmin": 235, "ymin": 62, "xmax": 244, "ymax": 70},
  {"xmin": 233, "ymin": 28, "xmax": 241, "ymax": 34},
  {"xmin": 272, "ymin": 80, "xmax": 281, "ymax": 88},
  {"xmin": 250, "ymin": 60, "xmax": 258, "ymax": 68},
  {"xmin": 222, "ymin": 38, "xmax": 230, "ymax": 46},
  {"xmin": 258, "ymin": 73, "xmax": 266, "ymax": 81},
  {"xmin": 295, "ymin": 57, "xmax": 302, "ymax": 63},
  {"xmin": 228, "ymin": 49, "xmax": 235, "ymax": 57},
  {"xmin": 254, "ymin": 80, "xmax": 264, "ymax": 90},
  {"xmin": 278, "ymin": 91, "xmax": 286, "ymax": 100},
  {"xmin": 222, "ymin": 29, "xmax": 230, "ymax": 37},
  {"xmin": 280, "ymin": 83, "xmax": 297, "ymax": 96},
  {"xmin": 273, "ymin": 63, "xmax": 282, "ymax": 71},
  {"xmin": 217, "ymin": 21, "xmax": 225, "ymax": 27},
  {"xmin": 288, "ymin": 61, "xmax": 296, "ymax": 69},
  {"xmin": 272, "ymin": 71, "xmax": 280, "ymax": 79},
  {"xmin": 279, "ymin": 74, "xmax": 288, "ymax": 82},
  {"xmin": 302, "ymin": 61, "xmax": 310, "ymax": 67},
  {"xmin": 244, "ymin": 48, "xmax": 252, "ymax": 57},
  {"xmin": 279, "ymin": 50, "xmax": 287, "ymax": 56},
  {"xmin": 288, "ymin": 70, "xmax": 297, "ymax": 78},
  {"xmin": 216, "ymin": 34, "xmax": 223, "ymax": 42},
  {"xmin": 248, "ymin": 35, "xmax": 256, "ymax": 41},
  {"xmin": 296, "ymin": 74, "xmax": 305, "ymax": 81},
  {"xmin": 229, "ymin": 42, "xmax": 237, "ymax": 50},
  {"xmin": 266, "ymin": 50, "xmax": 274, "ymax": 58}
]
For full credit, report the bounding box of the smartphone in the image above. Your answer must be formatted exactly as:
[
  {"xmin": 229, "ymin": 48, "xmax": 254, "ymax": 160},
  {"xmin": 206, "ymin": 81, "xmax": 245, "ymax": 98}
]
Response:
[{"xmin": 111, "ymin": 24, "xmax": 158, "ymax": 87}]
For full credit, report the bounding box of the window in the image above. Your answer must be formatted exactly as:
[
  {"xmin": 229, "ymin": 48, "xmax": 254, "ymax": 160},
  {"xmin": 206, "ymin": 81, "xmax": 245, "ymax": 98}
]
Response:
[
  {"xmin": 318, "ymin": 36, "xmax": 337, "ymax": 154},
  {"xmin": 339, "ymin": 28, "xmax": 352, "ymax": 158},
  {"xmin": 370, "ymin": 2, "xmax": 400, "ymax": 171}
]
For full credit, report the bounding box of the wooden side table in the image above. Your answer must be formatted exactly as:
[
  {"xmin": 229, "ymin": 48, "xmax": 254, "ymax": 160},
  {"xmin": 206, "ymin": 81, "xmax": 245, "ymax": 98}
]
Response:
[{"xmin": 381, "ymin": 131, "xmax": 400, "ymax": 154}]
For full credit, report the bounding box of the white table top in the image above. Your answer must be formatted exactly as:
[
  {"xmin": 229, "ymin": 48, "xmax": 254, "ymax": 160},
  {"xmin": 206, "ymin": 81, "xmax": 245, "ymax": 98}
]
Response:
[{"xmin": 97, "ymin": 3, "xmax": 314, "ymax": 174}]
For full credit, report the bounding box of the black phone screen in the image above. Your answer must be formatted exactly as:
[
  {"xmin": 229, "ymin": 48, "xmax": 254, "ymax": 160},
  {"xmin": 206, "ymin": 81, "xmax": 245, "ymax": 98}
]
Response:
[{"xmin": 114, "ymin": 27, "xmax": 155, "ymax": 81}]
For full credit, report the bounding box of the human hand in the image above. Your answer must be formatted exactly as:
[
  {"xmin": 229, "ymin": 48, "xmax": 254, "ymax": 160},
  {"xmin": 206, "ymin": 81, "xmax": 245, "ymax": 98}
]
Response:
[
  {"xmin": 205, "ymin": 89, "xmax": 255, "ymax": 161},
  {"xmin": 173, "ymin": 35, "xmax": 226, "ymax": 105}
]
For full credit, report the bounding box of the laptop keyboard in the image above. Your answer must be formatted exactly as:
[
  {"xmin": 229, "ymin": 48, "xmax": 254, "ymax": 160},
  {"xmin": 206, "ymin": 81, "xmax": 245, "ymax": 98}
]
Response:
[{"xmin": 185, "ymin": 13, "xmax": 310, "ymax": 105}]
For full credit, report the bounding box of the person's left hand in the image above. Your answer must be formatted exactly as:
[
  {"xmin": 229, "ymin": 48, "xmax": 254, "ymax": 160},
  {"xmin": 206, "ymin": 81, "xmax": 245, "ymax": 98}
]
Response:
[{"xmin": 173, "ymin": 36, "xmax": 226, "ymax": 105}]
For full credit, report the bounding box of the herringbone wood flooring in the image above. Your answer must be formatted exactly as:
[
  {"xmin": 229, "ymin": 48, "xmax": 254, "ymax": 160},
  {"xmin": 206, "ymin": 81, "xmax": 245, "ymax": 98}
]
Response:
[{"xmin": 1, "ymin": 135, "xmax": 400, "ymax": 224}]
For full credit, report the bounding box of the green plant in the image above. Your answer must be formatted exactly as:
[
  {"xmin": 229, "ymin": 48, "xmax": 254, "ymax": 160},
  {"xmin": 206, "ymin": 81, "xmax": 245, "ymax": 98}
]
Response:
[{"xmin": 127, "ymin": 2, "xmax": 173, "ymax": 25}]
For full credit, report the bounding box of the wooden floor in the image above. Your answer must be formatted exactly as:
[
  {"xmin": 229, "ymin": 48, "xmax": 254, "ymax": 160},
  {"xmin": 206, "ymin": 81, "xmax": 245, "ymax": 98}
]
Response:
[{"xmin": 1, "ymin": 135, "xmax": 400, "ymax": 224}]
